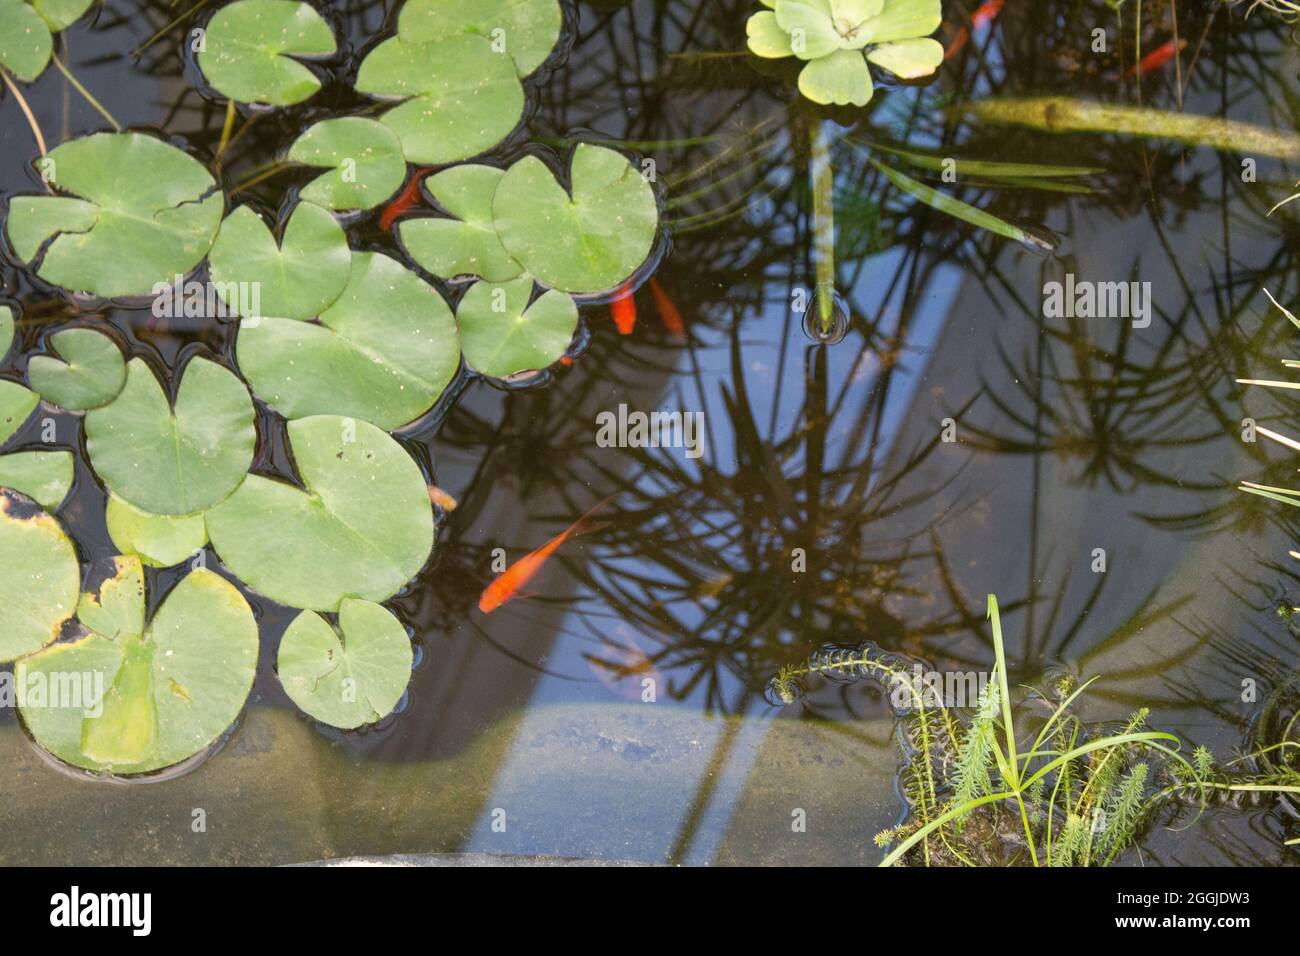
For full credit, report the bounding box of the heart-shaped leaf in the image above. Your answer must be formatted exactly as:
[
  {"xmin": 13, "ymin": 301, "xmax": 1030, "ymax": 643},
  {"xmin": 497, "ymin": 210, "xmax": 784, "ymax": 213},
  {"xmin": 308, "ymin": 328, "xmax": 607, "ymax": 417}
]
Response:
[
  {"xmin": 31, "ymin": 0, "xmax": 95, "ymax": 32},
  {"xmin": 85, "ymin": 357, "xmax": 256, "ymax": 516},
  {"xmin": 399, "ymin": 164, "xmax": 523, "ymax": 281},
  {"xmin": 277, "ymin": 598, "xmax": 412, "ymax": 728},
  {"xmin": 0, "ymin": 379, "xmax": 38, "ymax": 443},
  {"xmin": 105, "ymin": 494, "xmax": 207, "ymax": 568},
  {"xmin": 6, "ymin": 133, "xmax": 223, "ymax": 298},
  {"xmin": 0, "ymin": 450, "xmax": 73, "ymax": 510},
  {"xmin": 198, "ymin": 0, "xmax": 336, "ymax": 106},
  {"xmin": 397, "ymin": 0, "xmax": 563, "ymax": 77},
  {"xmin": 27, "ymin": 327, "xmax": 126, "ymax": 410},
  {"xmin": 0, "ymin": 0, "xmax": 54, "ymax": 82},
  {"xmin": 0, "ymin": 305, "xmax": 14, "ymax": 361},
  {"xmin": 235, "ymin": 251, "xmax": 459, "ymax": 429},
  {"xmin": 207, "ymin": 415, "xmax": 434, "ymax": 612},
  {"xmin": 356, "ymin": 33, "xmax": 524, "ymax": 164},
  {"xmin": 493, "ymin": 143, "xmax": 658, "ymax": 294},
  {"xmin": 0, "ymin": 488, "xmax": 79, "ymax": 662},
  {"xmin": 19, "ymin": 555, "xmax": 260, "ymax": 774},
  {"xmin": 287, "ymin": 117, "xmax": 406, "ymax": 212},
  {"xmin": 208, "ymin": 202, "xmax": 351, "ymax": 320},
  {"xmin": 457, "ymin": 277, "xmax": 577, "ymax": 378}
]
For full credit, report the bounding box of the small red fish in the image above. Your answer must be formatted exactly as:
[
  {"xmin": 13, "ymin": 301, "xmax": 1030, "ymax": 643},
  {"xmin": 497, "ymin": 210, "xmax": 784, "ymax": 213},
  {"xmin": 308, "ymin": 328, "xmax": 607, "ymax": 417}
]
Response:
[
  {"xmin": 610, "ymin": 280, "xmax": 637, "ymax": 335},
  {"xmin": 944, "ymin": 0, "xmax": 1003, "ymax": 61},
  {"xmin": 378, "ymin": 166, "xmax": 434, "ymax": 232},
  {"xmin": 558, "ymin": 355, "xmax": 574, "ymax": 367},
  {"xmin": 478, "ymin": 497, "xmax": 611, "ymax": 614},
  {"xmin": 1126, "ymin": 37, "xmax": 1186, "ymax": 78},
  {"xmin": 648, "ymin": 277, "xmax": 686, "ymax": 340}
]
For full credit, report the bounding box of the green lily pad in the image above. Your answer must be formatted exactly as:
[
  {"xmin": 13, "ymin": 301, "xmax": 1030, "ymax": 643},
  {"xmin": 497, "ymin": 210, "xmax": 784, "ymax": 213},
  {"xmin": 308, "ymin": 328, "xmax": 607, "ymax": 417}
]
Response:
[
  {"xmin": 6, "ymin": 133, "xmax": 223, "ymax": 298},
  {"xmin": 32, "ymin": 0, "xmax": 95, "ymax": 32},
  {"xmin": 399, "ymin": 164, "xmax": 523, "ymax": 282},
  {"xmin": 19, "ymin": 555, "xmax": 260, "ymax": 774},
  {"xmin": 287, "ymin": 117, "xmax": 406, "ymax": 212},
  {"xmin": 0, "ymin": 0, "xmax": 54, "ymax": 82},
  {"xmin": 0, "ymin": 379, "xmax": 38, "ymax": 443},
  {"xmin": 277, "ymin": 599, "xmax": 412, "ymax": 729},
  {"xmin": 457, "ymin": 277, "xmax": 576, "ymax": 378},
  {"xmin": 198, "ymin": 0, "xmax": 336, "ymax": 106},
  {"xmin": 0, "ymin": 488, "xmax": 79, "ymax": 662},
  {"xmin": 0, "ymin": 450, "xmax": 74, "ymax": 510},
  {"xmin": 492, "ymin": 143, "xmax": 658, "ymax": 294},
  {"xmin": 356, "ymin": 33, "xmax": 525, "ymax": 164},
  {"xmin": 0, "ymin": 305, "xmax": 14, "ymax": 361},
  {"xmin": 105, "ymin": 494, "xmax": 207, "ymax": 568},
  {"xmin": 235, "ymin": 251, "xmax": 459, "ymax": 429},
  {"xmin": 207, "ymin": 415, "xmax": 434, "ymax": 612},
  {"xmin": 27, "ymin": 327, "xmax": 126, "ymax": 411},
  {"xmin": 208, "ymin": 202, "xmax": 351, "ymax": 321},
  {"xmin": 85, "ymin": 357, "xmax": 255, "ymax": 516},
  {"xmin": 397, "ymin": 0, "xmax": 563, "ymax": 77}
]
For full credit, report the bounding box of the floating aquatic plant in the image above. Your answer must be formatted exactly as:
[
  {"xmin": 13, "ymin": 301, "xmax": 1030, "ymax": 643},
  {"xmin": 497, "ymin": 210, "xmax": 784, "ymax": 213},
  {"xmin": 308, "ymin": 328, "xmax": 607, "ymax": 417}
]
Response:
[
  {"xmin": 0, "ymin": 0, "xmax": 94, "ymax": 82},
  {"xmin": 197, "ymin": 0, "xmax": 336, "ymax": 106},
  {"xmin": 746, "ymin": 0, "xmax": 944, "ymax": 106}
]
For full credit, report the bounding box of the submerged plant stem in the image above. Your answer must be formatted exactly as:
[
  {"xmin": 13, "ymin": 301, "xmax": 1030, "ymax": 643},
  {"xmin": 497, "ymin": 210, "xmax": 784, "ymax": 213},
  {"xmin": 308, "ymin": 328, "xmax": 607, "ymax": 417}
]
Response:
[
  {"xmin": 1, "ymin": 67, "xmax": 48, "ymax": 159},
  {"xmin": 50, "ymin": 53, "xmax": 122, "ymax": 132},
  {"xmin": 810, "ymin": 124, "xmax": 836, "ymax": 334}
]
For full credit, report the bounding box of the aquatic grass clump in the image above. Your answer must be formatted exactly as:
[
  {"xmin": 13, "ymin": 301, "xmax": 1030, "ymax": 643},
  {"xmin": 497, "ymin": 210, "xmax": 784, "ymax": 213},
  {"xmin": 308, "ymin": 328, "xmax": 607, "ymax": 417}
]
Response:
[
  {"xmin": 774, "ymin": 596, "xmax": 1300, "ymax": 865},
  {"xmin": 746, "ymin": 0, "xmax": 944, "ymax": 106}
]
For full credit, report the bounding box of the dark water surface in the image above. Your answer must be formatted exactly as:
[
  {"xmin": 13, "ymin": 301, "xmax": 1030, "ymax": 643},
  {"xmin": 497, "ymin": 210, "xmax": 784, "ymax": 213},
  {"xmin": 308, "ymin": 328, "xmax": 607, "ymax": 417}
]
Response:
[{"xmin": 1, "ymin": 0, "xmax": 1298, "ymax": 865}]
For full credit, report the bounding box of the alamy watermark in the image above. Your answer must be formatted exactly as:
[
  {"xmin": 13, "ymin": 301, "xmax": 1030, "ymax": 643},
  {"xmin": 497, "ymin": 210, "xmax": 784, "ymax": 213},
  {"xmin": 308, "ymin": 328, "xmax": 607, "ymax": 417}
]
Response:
[
  {"xmin": 889, "ymin": 664, "xmax": 990, "ymax": 710},
  {"xmin": 0, "ymin": 665, "xmax": 104, "ymax": 717},
  {"xmin": 151, "ymin": 275, "xmax": 260, "ymax": 321},
  {"xmin": 595, "ymin": 403, "xmax": 705, "ymax": 459},
  {"xmin": 1042, "ymin": 273, "xmax": 1152, "ymax": 329}
]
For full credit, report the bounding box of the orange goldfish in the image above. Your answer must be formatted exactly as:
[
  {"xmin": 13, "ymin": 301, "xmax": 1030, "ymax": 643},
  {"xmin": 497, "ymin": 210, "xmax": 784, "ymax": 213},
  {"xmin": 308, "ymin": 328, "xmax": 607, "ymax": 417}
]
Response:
[
  {"xmin": 648, "ymin": 277, "xmax": 686, "ymax": 340},
  {"xmin": 478, "ymin": 497, "xmax": 611, "ymax": 613},
  {"xmin": 1127, "ymin": 38, "xmax": 1186, "ymax": 78},
  {"xmin": 378, "ymin": 166, "xmax": 434, "ymax": 232},
  {"xmin": 610, "ymin": 281, "xmax": 637, "ymax": 335},
  {"xmin": 944, "ymin": 0, "xmax": 1004, "ymax": 61}
]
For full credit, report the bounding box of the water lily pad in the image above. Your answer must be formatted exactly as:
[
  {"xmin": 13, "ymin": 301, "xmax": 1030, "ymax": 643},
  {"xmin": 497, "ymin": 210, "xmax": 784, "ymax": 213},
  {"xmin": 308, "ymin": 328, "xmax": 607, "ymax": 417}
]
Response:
[
  {"xmin": 0, "ymin": 450, "xmax": 73, "ymax": 510},
  {"xmin": 6, "ymin": 132, "xmax": 223, "ymax": 298},
  {"xmin": 0, "ymin": 379, "xmax": 38, "ymax": 442},
  {"xmin": 399, "ymin": 165, "xmax": 523, "ymax": 281},
  {"xmin": 208, "ymin": 202, "xmax": 351, "ymax": 320},
  {"xmin": 0, "ymin": 488, "xmax": 79, "ymax": 662},
  {"xmin": 207, "ymin": 415, "xmax": 434, "ymax": 612},
  {"xmin": 235, "ymin": 251, "xmax": 459, "ymax": 429},
  {"xmin": 27, "ymin": 327, "xmax": 126, "ymax": 410},
  {"xmin": 0, "ymin": 0, "xmax": 54, "ymax": 82},
  {"xmin": 32, "ymin": 0, "xmax": 95, "ymax": 32},
  {"xmin": 397, "ymin": 0, "xmax": 563, "ymax": 77},
  {"xmin": 492, "ymin": 144, "xmax": 658, "ymax": 294},
  {"xmin": 19, "ymin": 555, "xmax": 259, "ymax": 774},
  {"xmin": 198, "ymin": 0, "xmax": 336, "ymax": 106},
  {"xmin": 105, "ymin": 494, "xmax": 207, "ymax": 568},
  {"xmin": 287, "ymin": 117, "xmax": 406, "ymax": 212},
  {"xmin": 85, "ymin": 357, "xmax": 255, "ymax": 516},
  {"xmin": 0, "ymin": 305, "xmax": 14, "ymax": 361},
  {"xmin": 277, "ymin": 599, "xmax": 412, "ymax": 728},
  {"xmin": 356, "ymin": 33, "xmax": 524, "ymax": 164},
  {"xmin": 457, "ymin": 277, "xmax": 576, "ymax": 378}
]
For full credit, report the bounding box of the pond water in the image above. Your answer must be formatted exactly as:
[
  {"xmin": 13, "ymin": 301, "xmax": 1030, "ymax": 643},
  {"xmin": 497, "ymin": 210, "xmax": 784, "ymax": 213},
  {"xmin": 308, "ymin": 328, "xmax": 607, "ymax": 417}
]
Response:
[{"xmin": 1, "ymin": 0, "xmax": 1298, "ymax": 865}]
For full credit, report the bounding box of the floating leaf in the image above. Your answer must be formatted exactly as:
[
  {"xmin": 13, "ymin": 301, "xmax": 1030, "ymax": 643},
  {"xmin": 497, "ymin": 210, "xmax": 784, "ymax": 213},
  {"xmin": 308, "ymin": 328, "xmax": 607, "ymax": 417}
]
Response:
[
  {"xmin": 31, "ymin": 0, "xmax": 95, "ymax": 32},
  {"xmin": 236, "ymin": 251, "xmax": 459, "ymax": 429},
  {"xmin": 399, "ymin": 164, "xmax": 523, "ymax": 281},
  {"xmin": 208, "ymin": 202, "xmax": 351, "ymax": 320},
  {"xmin": 277, "ymin": 599, "xmax": 412, "ymax": 728},
  {"xmin": 0, "ymin": 0, "xmax": 54, "ymax": 82},
  {"xmin": 397, "ymin": 0, "xmax": 563, "ymax": 77},
  {"xmin": 27, "ymin": 327, "xmax": 126, "ymax": 410},
  {"xmin": 0, "ymin": 305, "xmax": 13, "ymax": 361},
  {"xmin": 0, "ymin": 489, "xmax": 79, "ymax": 662},
  {"xmin": 19, "ymin": 555, "xmax": 259, "ymax": 774},
  {"xmin": 85, "ymin": 357, "xmax": 256, "ymax": 516},
  {"xmin": 198, "ymin": 0, "xmax": 336, "ymax": 106},
  {"xmin": 0, "ymin": 379, "xmax": 38, "ymax": 443},
  {"xmin": 106, "ymin": 494, "xmax": 207, "ymax": 568},
  {"xmin": 0, "ymin": 450, "xmax": 73, "ymax": 510},
  {"xmin": 287, "ymin": 117, "xmax": 406, "ymax": 212},
  {"xmin": 207, "ymin": 415, "xmax": 434, "ymax": 612},
  {"xmin": 356, "ymin": 33, "xmax": 524, "ymax": 164},
  {"xmin": 457, "ymin": 277, "xmax": 576, "ymax": 378},
  {"xmin": 6, "ymin": 133, "xmax": 223, "ymax": 298},
  {"xmin": 493, "ymin": 143, "xmax": 658, "ymax": 294}
]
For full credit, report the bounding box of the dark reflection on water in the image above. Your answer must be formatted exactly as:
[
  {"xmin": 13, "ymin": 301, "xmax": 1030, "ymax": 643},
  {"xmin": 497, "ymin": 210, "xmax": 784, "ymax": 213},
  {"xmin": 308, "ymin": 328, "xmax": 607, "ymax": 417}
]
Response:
[{"xmin": 1, "ymin": 0, "xmax": 1299, "ymax": 864}]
